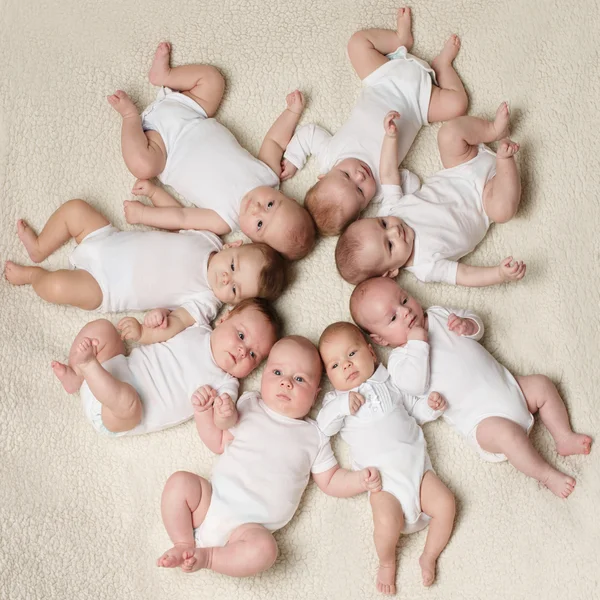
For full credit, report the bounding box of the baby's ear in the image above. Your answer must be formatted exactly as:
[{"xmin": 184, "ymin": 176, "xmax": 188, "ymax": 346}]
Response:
[
  {"xmin": 223, "ymin": 240, "xmax": 243, "ymax": 249},
  {"xmin": 370, "ymin": 333, "xmax": 388, "ymax": 347},
  {"xmin": 383, "ymin": 268, "xmax": 400, "ymax": 279},
  {"xmin": 216, "ymin": 309, "xmax": 233, "ymax": 326}
]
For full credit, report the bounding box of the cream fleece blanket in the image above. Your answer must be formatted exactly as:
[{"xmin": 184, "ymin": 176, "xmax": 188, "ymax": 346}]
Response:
[{"xmin": 1, "ymin": 0, "xmax": 599, "ymax": 598}]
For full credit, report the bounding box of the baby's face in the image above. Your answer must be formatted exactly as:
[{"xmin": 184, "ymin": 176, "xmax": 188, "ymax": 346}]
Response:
[
  {"xmin": 353, "ymin": 278, "xmax": 425, "ymax": 348},
  {"xmin": 350, "ymin": 215, "xmax": 415, "ymax": 278},
  {"xmin": 325, "ymin": 158, "xmax": 377, "ymax": 209},
  {"xmin": 261, "ymin": 337, "xmax": 322, "ymax": 419},
  {"xmin": 239, "ymin": 186, "xmax": 306, "ymax": 257},
  {"xmin": 320, "ymin": 331, "xmax": 377, "ymax": 392},
  {"xmin": 211, "ymin": 306, "xmax": 277, "ymax": 378},
  {"xmin": 208, "ymin": 243, "xmax": 265, "ymax": 304}
]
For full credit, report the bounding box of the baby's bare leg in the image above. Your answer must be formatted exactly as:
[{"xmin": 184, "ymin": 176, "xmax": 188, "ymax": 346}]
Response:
[
  {"xmin": 476, "ymin": 416, "xmax": 576, "ymax": 499},
  {"xmin": 148, "ymin": 42, "xmax": 225, "ymax": 117},
  {"xmin": 181, "ymin": 523, "xmax": 278, "ymax": 577},
  {"xmin": 482, "ymin": 139, "xmax": 522, "ymax": 223},
  {"xmin": 370, "ymin": 491, "xmax": 404, "ymax": 595},
  {"xmin": 437, "ymin": 102, "xmax": 511, "ymax": 169},
  {"xmin": 418, "ymin": 471, "xmax": 456, "ymax": 587},
  {"xmin": 52, "ymin": 318, "xmax": 125, "ymax": 394},
  {"xmin": 347, "ymin": 7, "xmax": 413, "ymax": 80},
  {"xmin": 158, "ymin": 471, "xmax": 212, "ymax": 568},
  {"xmin": 428, "ymin": 35, "xmax": 468, "ymax": 123},
  {"xmin": 516, "ymin": 375, "xmax": 592, "ymax": 456}
]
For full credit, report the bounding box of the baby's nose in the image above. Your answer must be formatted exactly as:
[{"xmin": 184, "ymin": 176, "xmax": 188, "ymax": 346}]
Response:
[
  {"xmin": 221, "ymin": 271, "xmax": 230, "ymax": 285},
  {"xmin": 280, "ymin": 378, "xmax": 292, "ymax": 389},
  {"xmin": 237, "ymin": 346, "xmax": 247, "ymax": 358},
  {"xmin": 343, "ymin": 360, "xmax": 353, "ymax": 370}
]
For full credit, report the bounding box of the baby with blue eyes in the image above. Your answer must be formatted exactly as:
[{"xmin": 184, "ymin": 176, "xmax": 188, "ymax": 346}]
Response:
[{"xmin": 316, "ymin": 321, "xmax": 455, "ymax": 595}]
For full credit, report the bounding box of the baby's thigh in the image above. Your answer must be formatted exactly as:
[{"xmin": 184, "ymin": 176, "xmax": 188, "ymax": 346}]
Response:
[
  {"xmin": 419, "ymin": 471, "xmax": 455, "ymax": 518},
  {"xmin": 69, "ymin": 319, "xmax": 125, "ymax": 365}
]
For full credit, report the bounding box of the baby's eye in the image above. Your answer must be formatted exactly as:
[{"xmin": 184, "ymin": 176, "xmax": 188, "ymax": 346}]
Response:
[
  {"xmin": 267, "ymin": 201, "xmax": 273, "ymax": 209},
  {"xmin": 391, "ymin": 315, "xmax": 397, "ymax": 323},
  {"xmin": 359, "ymin": 187, "xmax": 365, "ymax": 196},
  {"xmin": 295, "ymin": 376, "xmax": 304, "ymax": 383},
  {"xmin": 381, "ymin": 219, "xmax": 387, "ymax": 228},
  {"xmin": 349, "ymin": 351, "xmax": 356, "ymax": 357},
  {"xmin": 388, "ymin": 241, "xmax": 393, "ymax": 251},
  {"xmin": 331, "ymin": 363, "xmax": 338, "ymax": 369},
  {"xmin": 231, "ymin": 260, "xmax": 235, "ymax": 272},
  {"xmin": 402, "ymin": 298, "xmax": 408, "ymax": 305},
  {"xmin": 232, "ymin": 284, "xmax": 237, "ymax": 297},
  {"xmin": 257, "ymin": 220, "xmax": 263, "ymax": 230},
  {"xmin": 238, "ymin": 332, "xmax": 245, "ymax": 340},
  {"xmin": 274, "ymin": 369, "xmax": 282, "ymax": 376},
  {"xmin": 249, "ymin": 351, "xmax": 256, "ymax": 359}
]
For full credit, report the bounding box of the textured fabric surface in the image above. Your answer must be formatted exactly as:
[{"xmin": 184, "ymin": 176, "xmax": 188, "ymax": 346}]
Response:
[{"xmin": 1, "ymin": 1, "xmax": 599, "ymax": 598}]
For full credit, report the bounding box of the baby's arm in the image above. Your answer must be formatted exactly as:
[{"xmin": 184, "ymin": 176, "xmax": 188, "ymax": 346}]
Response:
[
  {"xmin": 388, "ymin": 340, "xmax": 431, "ymax": 396},
  {"xmin": 380, "ymin": 111, "xmax": 401, "ymax": 186},
  {"xmin": 316, "ymin": 392, "xmax": 358, "ymax": 436},
  {"xmin": 446, "ymin": 309, "xmax": 485, "ymax": 341},
  {"xmin": 282, "ymin": 123, "xmax": 333, "ymax": 180},
  {"xmin": 402, "ymin": 390, "xmax": 446, "ymax": 425},
  {"xmin": 259, "ymin": 90, "xmax": 305, "ymax": 178},
  {"xmin": 117, "ymin": 307, "xmax": 194, "ymax": 345},
  {"xmin": 456, "ymin": 257, "xmax": 526, "ymax": 287},
  {"xmin": 191, "ymin": 385, "xmax": 236, "ymax": 454},
  {"xmin": 131, "ymin": 179, "xmax": 183, "ymax": 208},
  {"xmin": 313, "ymin": 465, "xmax": 382, "ymax": 498}
]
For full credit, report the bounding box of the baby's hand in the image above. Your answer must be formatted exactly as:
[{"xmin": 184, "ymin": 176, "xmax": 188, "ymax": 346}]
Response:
[
  {"xmin": 348, "ymin": 392, "xmax": 366, "ymax": 415},
  {"xmin": 427, "ymin": 391, "xmax": 447, "ymax": 412},
  {"xmin": 498, "ymin": 256, "xmax": 526, "ymax": 283},
  {"xmin": 117, "ymin": 317, "xmax": 142, "ymax": 342},
  {"xmin": 123, "ymin": 200, "xmax": 146, "ymax": 224},
  {"xmin": 407, "ymin": 325, "xmax": 428, "ymax": 343},
  {"xmin": 361, "ymin": 467, "xmax": 382, "ymax": 493},
  {"xmin": 144, "ymin": 308, "xmax": 170, "ymax": 329},
  {"xmin": 280, "ymin": 159, "xmax": 298, "ymax": 181},
  {"xmin": 214, "ymin": 394, "xmax": 235, "ymax": 420},
  {"xmin": 447, "ymin": 314, "xmax": 478, "ymax": 337},
  {"xmin": 383, "ymin": 110, "xmax": 401, "ymax": 137},
  {"xmin": 191, "ymin": 385, "xmax": 218, "ymax": 413},
  {"xmin": 131, "ymin": 179, "xmax": 156, "ymax": 199},
  {"xmin": 286, "ymin": 90, "xmax": 305, "ymax": 115}
]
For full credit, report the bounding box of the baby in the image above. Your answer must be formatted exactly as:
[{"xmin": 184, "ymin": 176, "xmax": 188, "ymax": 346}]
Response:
[
  {"xmin": 108, "ymin": 42, "xmax": 315, "ymax": 260},
  {"xmin": 336, "ymin": 105, "xmax": 526, "ymax": 286},
  {"xmin": 156, "ymin": 336, "xmax": 382, "ymax": 577},
  {"xmin": 51, "ymin": 298, "xmax": 280, "ymax": 436},
  {"xmin": 281, "ymin": 7, "xmax": 468, "ymax": 235},
  {"xmin": 4, "ymin": 199, "xmax": 286, "ymax": 313},
  {"xmin": 317, "ymin": 322, "xmax": 455, "ymax": 594},
  {"xmin": 351, "ymin": 277, "xmax": 593, "ymax": 498}
]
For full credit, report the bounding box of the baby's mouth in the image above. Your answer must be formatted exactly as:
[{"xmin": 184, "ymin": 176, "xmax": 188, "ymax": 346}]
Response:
[
  {"xmin": 346, "ymin": 371, "xmax": 359, "ymax": 382},
  {"xmin": 228, "ymin": 352, "xmax": 237, "ymax": 364},
  {"xmin": 409, "ymin": 316, "xmax": 416, "ymax": 329},
  {"xmin": 276, "ymin": 393, "xmax": 290, "ymax": 402}
]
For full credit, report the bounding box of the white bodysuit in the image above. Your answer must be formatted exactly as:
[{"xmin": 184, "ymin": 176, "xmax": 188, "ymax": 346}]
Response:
[
  {"xmin": 81, "ymin": 311, "xmax": 239, "ymax": 436},
  {"xmin": 388, "ymin": 306, "xmax": 534, "ymax": 462},
  {"xmin": 69, "ymin": 224, "xmax": 222, "ymax": 320},
  {"xmin": 283, "ymin": 46, "xmax": 434, "ymax": 199},
  {"xmin": 141, "ymin": 87, "xmax": 280, "ymax": 231},
  {"xmin": 378, "ymin": 144, "xmax": 497, "ymax": 285},
  {"xmin": 316, "ymin": 364, "xmax": 441, "ymax": 533},
  {"xmin": 194, "ymin": 392, "xmax": 337, "ymax": 547}
]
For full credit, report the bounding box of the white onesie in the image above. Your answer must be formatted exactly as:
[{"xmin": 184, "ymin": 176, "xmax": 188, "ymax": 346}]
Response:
[
  {"xmin": 388, "ymin": 306, "xmax": 534, "ymax": 462},
  {"xmin": 141, "ymin": 87, "xmax": 280, "ymax": 231},
  {"xmin": 194, "ymin": 392, "xmax": 337, "ymax": 547},
  {"xmin": 69, "ymin": 224, "xmax": 222, "ymax": 319},
  {"xmin": 378, "ymin": 144, "xmax": 497, "ymax": 285},
  {"xmin": 283, "ymin": 46, "xmax": 434, "ymax": 199},
  {"xmin": 80, "ymin": 311, "xmax": 239, "ymax": 437},
  {"xmin": 316, "ymin": 364, "xmax": 441, "ymax": 533}
]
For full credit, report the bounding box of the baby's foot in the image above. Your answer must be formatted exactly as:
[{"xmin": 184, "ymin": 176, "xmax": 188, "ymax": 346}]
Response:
[
  {"xmin": 51, "ymin": 361, "xmax": 83, "ymax": 394},
  {"xmin": 156, "ymin": 543, "xmax": 193, "ymax": 568},
  {"xmin": 419, "ymin": 553, "xmax": 437, "ymax": 587},
  {"xmin": 16, "ymin": 220, "xmax": 43, "ymax": 263},
  {"xmin": 107, "ymin": 90, "xmax": 138, "ymax": 119},
  {"xmin": 432, "ymin": 34, "xmax": 461, "ymax": 70},
  {"xmin": 4, "ymin": 261, "xmax": 35, "ymax": 285},
  {"xmin": 556, "ymin": 433, "xmax": 592, "ymax": 456},
  {"xmin": 148, "ymin": 41, "xmax": 172, "ymax": 87},
  {"xmin": 180, "ymin": 547, "xmax": 211, "ymax": 573},
  {"xmin": 376, "ymin": 563, "xmax": 396, "ymax": 595},
  {"xmin": 497, "ymin": 138, "xmax": 520, "ymax": 159},
  {"xmin": 395, "ymin": 7, "xmax": 413, "ymax": 51},
  {"xmin": 492, "ymin": 102, "xmax": 511, "ymax": 141},
  {"xmin": 71, "ymin": 338, "xmax": 99, "ymax": 374},
  {"xmin": 286, "ymin": 90, "xmax": 305, "ymax": 115},
  {"xmin": 542, "ymin": 468, "xmax": 576, "ymax": 499}
]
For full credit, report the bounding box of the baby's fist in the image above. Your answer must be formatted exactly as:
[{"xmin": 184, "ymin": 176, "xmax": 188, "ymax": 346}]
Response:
[
  {"xmin": 362, "ymin": 467, "xmax": 382, "ymax": 493},
  {"xmin": 286, "ymin": 90, "xmax": 305, "ymax": 115},
  {"xmin": 280, "ymin": 159, "xmax": 298, "ymax": 181},
  {"xmin": 498, "ymin": 256, "xmax": 526, "ymax": 283},
  {"xmin": 123, "ymin": 200, "xmax": 146, "ymax": 224},
  {"xmin": 117, "ymin": 317, "xmax": 142, "ymax": 342},
  {"xmin": 427, "ymin": 391, "xmax": 447, "ymax": 412},
  {"xmin": 348, "ymin": 392, "xmax": 366, "ymax": 415},
  {"xmin": 131, "ymin": 179, "xmax": 156, "ymax": 198},
  {"xmin": 447, "ymin": 314, "xmax": 477, "ymax": 337},
  {"xmin": 214, "ymin": 394, "xmax": 235, "ymax": 420},
  {"xmin": 191, "ymin": 385, "xmax": 218, "ymax": 412},
  {"xmin": 144, "ymin": 308, "xmax": 170, "ymax": 329},
  {"xmin": 383, "ymin": 110, "xmax": 401, "ymax": 137},
  {"xmin": 407, "ymin": 325, "xmax": 428, "ymax": 343}
]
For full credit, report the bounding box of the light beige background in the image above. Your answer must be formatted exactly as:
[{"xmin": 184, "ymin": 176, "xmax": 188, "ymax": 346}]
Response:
[{"xmin": 1, "ymin": 0, "xmax": 599, "ymax": 598}]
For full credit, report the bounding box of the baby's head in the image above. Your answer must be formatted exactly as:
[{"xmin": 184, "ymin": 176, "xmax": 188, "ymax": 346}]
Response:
[
  {"xmin": 208, "ymin": 241, "xmax": 288, "ymax": 304},
  {"xmin": 319, "ymin": 322, "xmax": 377, "ymax": 392},
  {"xmin": 239, "ymin": 186, "xmax": 316, "ymax": 260},
  {"xmin": 305, "ymin": 159, "xmax": 376, "ymax": 236},
  {"xmin": 350, "ymin": 277, "xmax": 425, "ymax": 348},
  {"xmin": 335, "ymin": 215, "xmax": 415, "ymax": 284},
  {"xmin": 261, "ymin": 335, "xmax": 322, "ymax": 419},
  {"xmin": 211, "ymin": 298, "xmax": 282, "ymax": 378}
]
